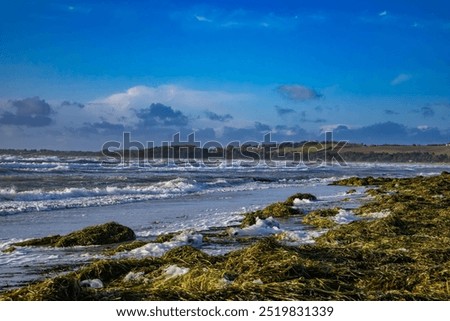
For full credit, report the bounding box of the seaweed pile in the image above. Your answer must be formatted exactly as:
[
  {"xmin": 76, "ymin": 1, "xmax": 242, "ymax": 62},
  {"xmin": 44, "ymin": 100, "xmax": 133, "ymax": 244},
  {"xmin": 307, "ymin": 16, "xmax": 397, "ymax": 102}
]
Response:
[
  {"xmin": 302, "ymin": 208, "xmax": 340, "ymax": 228},
  {"xmin": 12, "ymin": 222, "xmax": 136, "ymax": 248},
  {"xmin": 1, "ymin": 173, "xmax": 449, "ymax": 301}
]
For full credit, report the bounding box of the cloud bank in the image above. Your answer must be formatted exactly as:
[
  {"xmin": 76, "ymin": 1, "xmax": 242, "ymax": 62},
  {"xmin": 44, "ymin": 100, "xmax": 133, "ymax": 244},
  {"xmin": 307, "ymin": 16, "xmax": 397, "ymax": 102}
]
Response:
[
  {"xmin": 204, "ymin": 111, "xmax": 233, "ymax": 122},
  {"xmin": 0, "ymin": 97, "xmax": 54, "ymax": 127},
  {"xmin": 137, "ymin": 103, "xmax": 189, "ymax": 127},
  {"xmin": 1, "ymin": 85, "xmax": 449, "ymax": 150},
  {"xmin": 331, "ymin": 122, "xmax": 447, "ymax": 144}
]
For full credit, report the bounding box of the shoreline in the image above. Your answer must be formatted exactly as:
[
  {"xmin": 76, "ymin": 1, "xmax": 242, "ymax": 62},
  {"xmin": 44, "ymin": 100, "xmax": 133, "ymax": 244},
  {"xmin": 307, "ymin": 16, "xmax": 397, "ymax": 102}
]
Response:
[
  {"xmin": 1, "ymin": 172, "xmax": 449, "ymax": 300},
  {"xmin": 0, "ymin": 184, "xmax": 350, "ymax": 291}
]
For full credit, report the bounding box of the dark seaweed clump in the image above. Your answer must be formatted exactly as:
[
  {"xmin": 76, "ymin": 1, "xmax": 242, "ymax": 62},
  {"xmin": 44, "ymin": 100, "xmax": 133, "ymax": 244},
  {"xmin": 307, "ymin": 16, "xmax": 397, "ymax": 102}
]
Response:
[
  {"xmin": 302, "ymin": 208, "xmax": 340, "ymax": 228},
  {"xmin": 13, "ymin": 222, "xmax": 136, "ymax": 248}
]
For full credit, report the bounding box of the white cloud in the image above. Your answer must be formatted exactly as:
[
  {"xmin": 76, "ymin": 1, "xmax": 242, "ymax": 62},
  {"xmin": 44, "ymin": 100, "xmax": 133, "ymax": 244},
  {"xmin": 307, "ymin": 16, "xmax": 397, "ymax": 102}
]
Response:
[
  {"xmin": 195, "ymin": 15, "xmax": 212, "ymax": 22},
  {"xmin": 175, "ymin": 7, "xmax": 299, "ymax": 30},
  {"xmin": 101, "ymin": 85, "xmax": 249, "ymax": 110},
  {"xmin": 379, "ymin": 11, "xmax": 388, "ymax": 17},
  {"xmin": 72, "ymin": 85, "xmax": 253, "ymax": 129},
  {"xmin": 391, "ymin": 74, "xmax": 412, "ymax": 86}
]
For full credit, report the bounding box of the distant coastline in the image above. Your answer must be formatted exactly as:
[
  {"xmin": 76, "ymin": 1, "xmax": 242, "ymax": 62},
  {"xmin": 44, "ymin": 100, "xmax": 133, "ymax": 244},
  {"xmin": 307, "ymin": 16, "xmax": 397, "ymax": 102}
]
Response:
[{"xmin": 2, "ymin": 143, "xmax": 449, "ymax": 163}]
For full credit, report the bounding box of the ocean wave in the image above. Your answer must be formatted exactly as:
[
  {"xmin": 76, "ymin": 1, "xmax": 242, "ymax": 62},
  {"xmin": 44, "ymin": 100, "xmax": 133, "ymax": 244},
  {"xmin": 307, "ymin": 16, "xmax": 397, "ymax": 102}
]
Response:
[
  {"xmin": 0, "ymin": 178, "xmax": 198, "ymax": 202},
  {"xmin": 1, "ymin": 156, "xmax": 449, "ymax": 216},
  {"xmin": 0, "ymin": 155, "xmax": 61, "ymax": 162},
  {"xmin": 0, "ymin": 176, "xmax": 309, "ymax": 215}
]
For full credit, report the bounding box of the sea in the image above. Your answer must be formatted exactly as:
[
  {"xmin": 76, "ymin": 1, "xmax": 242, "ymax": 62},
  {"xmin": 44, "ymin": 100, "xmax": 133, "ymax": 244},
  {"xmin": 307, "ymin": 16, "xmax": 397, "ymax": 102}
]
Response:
[{"xmin": 1, "ymin": 153, "xmax": 449, "ymax": 290}]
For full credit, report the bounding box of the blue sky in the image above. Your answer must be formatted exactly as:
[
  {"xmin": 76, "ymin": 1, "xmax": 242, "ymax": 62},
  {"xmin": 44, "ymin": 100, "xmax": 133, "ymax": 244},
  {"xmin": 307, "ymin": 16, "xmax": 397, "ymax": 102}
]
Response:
[{"xmin": 1, "ymin": 0, "xmax": 449, "ymax": 150}]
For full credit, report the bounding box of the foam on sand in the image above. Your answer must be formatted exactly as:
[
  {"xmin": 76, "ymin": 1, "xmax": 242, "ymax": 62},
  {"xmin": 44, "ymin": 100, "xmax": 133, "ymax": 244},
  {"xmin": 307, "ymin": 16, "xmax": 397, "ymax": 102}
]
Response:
[
  {"xmin": 228, "ymin": 217, "xmax": 282, "ymax": 237},
  {"xmin": 127, "ymin": 231, "xmax": 203, "ymax": 258}
]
